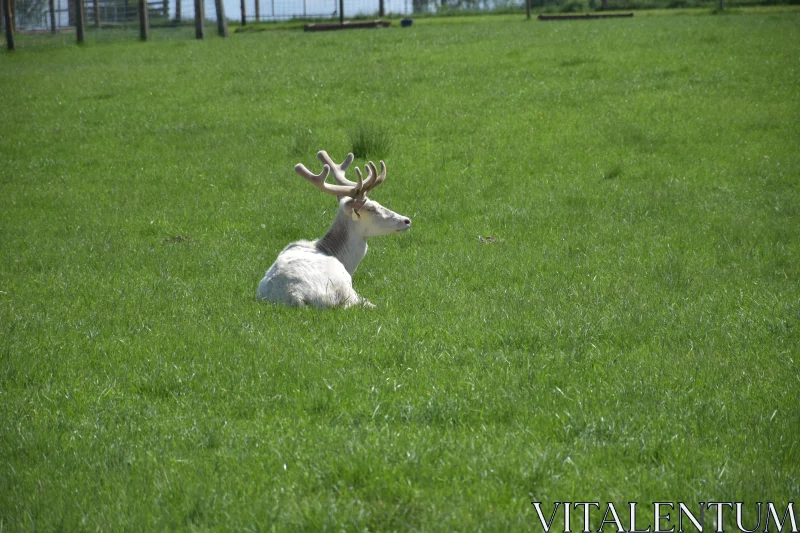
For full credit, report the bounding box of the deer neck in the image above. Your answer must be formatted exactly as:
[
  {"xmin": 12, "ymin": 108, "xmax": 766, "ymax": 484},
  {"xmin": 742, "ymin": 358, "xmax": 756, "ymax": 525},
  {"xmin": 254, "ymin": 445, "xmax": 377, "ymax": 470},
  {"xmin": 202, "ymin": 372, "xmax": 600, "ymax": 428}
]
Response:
[{"xmin": 315, "ymin": 210, "xmax": 368, "ymax": 276}]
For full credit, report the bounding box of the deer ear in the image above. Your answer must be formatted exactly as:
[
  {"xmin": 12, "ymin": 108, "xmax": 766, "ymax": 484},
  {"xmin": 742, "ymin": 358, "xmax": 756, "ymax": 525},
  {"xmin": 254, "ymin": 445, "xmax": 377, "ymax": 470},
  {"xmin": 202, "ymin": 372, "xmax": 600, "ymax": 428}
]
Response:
[{"xmin": 342, "ymin": 197, "xmax": 365, "ymax": 220}]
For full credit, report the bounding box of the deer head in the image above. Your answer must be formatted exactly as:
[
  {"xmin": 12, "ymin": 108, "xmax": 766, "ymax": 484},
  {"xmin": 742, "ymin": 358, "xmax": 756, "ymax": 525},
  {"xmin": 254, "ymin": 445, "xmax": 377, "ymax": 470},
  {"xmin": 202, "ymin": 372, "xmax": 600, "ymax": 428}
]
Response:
[{"xmin": 294, "ymin": 151, "xmax": 411, "ymax": 237}]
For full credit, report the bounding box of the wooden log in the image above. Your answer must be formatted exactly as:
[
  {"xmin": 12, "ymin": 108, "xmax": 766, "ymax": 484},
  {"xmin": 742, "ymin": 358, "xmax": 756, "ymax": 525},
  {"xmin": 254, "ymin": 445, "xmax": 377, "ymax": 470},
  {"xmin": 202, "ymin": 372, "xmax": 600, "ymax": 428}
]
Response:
[
  {"xmin": 304, "ymin": 19, "xmax": 391, "ymax": 31},
  {"xmin": 537, "ymin": 12, "xmax": 633, "ymax": 20}
]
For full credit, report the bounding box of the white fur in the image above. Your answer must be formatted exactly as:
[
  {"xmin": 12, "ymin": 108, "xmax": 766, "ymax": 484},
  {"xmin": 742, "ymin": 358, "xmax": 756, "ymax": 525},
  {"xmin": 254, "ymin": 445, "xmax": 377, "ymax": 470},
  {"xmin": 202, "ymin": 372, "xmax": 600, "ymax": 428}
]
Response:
[
  {"xmin": 257, "ymin": 197, "xmax": 410, "ymax": 309},
  {"xmin": 257, "ymin": 240, "xmax": 364, "ymax": 308}
]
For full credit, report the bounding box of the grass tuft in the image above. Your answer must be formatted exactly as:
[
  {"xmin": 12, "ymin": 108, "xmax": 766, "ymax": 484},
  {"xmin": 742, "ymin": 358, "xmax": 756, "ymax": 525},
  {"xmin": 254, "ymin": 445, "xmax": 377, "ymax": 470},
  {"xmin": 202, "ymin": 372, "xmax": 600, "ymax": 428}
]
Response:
[
  {"xmin": 291, "ymin": 128, "xmax": 317, "ymax": 157},
  {"xmin": 603, "ymin": 164, "xmax": 623, "ymax": 180},
  {"xmin": 349, "ymin": 123, "xmax": 392, "ymax": 159}
]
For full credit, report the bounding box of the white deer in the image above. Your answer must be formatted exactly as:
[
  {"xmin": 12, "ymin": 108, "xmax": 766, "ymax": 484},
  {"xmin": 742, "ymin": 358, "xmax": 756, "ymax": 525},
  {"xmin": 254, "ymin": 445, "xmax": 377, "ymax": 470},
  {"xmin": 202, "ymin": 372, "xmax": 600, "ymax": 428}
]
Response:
[{"xmin": 257, "ymin": 151, "xmax": 412, "ymax": 308}]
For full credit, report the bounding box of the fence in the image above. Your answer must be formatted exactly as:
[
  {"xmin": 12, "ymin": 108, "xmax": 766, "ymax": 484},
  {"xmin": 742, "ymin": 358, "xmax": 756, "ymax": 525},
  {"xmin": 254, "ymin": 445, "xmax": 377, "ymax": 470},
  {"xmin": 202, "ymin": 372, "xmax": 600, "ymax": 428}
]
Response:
[
  {"xmin": 1, "ymin": 0, "xmax": 228, "ymax": 48},
  {"xmin": 4, "ymin": 0, "xmax": 174, "ymax": 32},
  {"xmin": 2, "ymin": 0, "xmax": 448, "ymax": 34},
  {"xmin": 3, "ymin": 0, "xmax": 219, "ymax": 32},
  {"xmin": 2, "ymin": 0, "xmax": 542, "ymax": 32},
  {"xmin": 0, "ymin": 0, "xmax": 783, "ymax": 50}
]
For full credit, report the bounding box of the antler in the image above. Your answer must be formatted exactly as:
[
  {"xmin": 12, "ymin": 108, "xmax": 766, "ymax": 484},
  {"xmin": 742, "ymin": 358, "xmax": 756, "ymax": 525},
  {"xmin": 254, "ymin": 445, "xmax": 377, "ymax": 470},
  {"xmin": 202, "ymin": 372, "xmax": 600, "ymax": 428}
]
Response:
[
  {"xmin": 353, "ymin": 161, "xmax": 386, "ymax": 195},
  {"xmin": 317, "ymin": 151, "xmax": 355, "ymax": 186},
  {"xmin": 295, "ymin": 153, "xmax": 387, "ymax": 199},
  {"xmin": 294, "ymin": 162, "xmax": 363, "ymax": 198}
]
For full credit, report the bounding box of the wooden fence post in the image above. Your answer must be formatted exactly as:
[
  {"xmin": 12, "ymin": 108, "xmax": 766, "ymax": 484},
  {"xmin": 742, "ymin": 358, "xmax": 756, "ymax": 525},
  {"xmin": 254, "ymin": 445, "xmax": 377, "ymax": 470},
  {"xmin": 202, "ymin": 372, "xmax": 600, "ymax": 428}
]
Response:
[
  {"xmin": 2, "ymin": 0, "xmax": 14, "ymax": 51},
  {"xmin": 239, "ymin": 0, "xmax": 244, "ymax": 25},
  {"xmin": 75, "ymin": 0, "xmax": 86, "ymax": 44},
  {"xmin": 138, "ymin": 0, "xmax": 149, "ymax": 39},
  {"xmin": 379, "ymin": 0, "xmax": 384, "ymax": 17},
  {"xmin": 94, "ymin": 0, "xmax": 100, "ymax": 27},
  {"xmin": 194, "ymin": 0, "xmax": 204, "ymax": 38},
  {"xmin": 49, "ymin": 0, "xmax": 56, "ymax": 31},
  {"xmin": 338, "ymin": 0, "xmax": 342, "ymax": 24},
  {"xmin": 175, "ymin": 0, "xmax": 180, "ymax": 22},
  {"xmin": 214, "ymin": 0, "xmax": 227, "ymax": 36},
  {"xmin": 254, "ymin": 0, "xmax": 259, "ymax": 22},
  {"xmin": 526, "ymin": 0, "xmax": 530, "ymax": 19}
]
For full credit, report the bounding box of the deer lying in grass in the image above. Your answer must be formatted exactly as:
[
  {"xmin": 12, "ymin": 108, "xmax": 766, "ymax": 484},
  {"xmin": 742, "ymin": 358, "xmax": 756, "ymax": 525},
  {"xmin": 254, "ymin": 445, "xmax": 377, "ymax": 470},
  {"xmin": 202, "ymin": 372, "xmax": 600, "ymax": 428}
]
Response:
[{"xmin": 257, "ymin": 151, "xmax": 412, "ymax": 308}]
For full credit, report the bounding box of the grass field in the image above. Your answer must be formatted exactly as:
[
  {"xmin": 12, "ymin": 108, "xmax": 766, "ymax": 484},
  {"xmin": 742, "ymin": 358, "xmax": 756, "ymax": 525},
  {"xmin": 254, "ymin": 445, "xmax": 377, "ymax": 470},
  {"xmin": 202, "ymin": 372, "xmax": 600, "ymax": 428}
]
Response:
[{"xmin": 2, "ymin": 9, "xmax": 799, "ymax": 531}]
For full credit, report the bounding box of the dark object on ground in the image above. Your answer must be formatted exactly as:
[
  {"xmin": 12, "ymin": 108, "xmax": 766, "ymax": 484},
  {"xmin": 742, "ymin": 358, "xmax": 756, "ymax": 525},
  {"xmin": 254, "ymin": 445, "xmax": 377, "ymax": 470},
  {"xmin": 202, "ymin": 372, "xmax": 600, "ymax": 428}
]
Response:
[
  {"xmin": 538, "ymin": 12, "xmax": 633, "ymax": 20},
  {"xmin": 401, "ymin": 18, "xmax": 413, "ymax": 27},
  {"xmin": 304, "ymin": 20, "xmax": 391, "ymax": 31}
]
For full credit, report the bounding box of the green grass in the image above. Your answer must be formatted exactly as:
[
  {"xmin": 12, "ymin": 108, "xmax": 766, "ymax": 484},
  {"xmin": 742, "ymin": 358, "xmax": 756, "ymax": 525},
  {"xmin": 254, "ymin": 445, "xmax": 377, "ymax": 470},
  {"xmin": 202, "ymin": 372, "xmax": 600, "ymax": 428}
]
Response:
[{"xmin": 1, "ymin": 10, "xmax": 799, "ymax": 531}]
